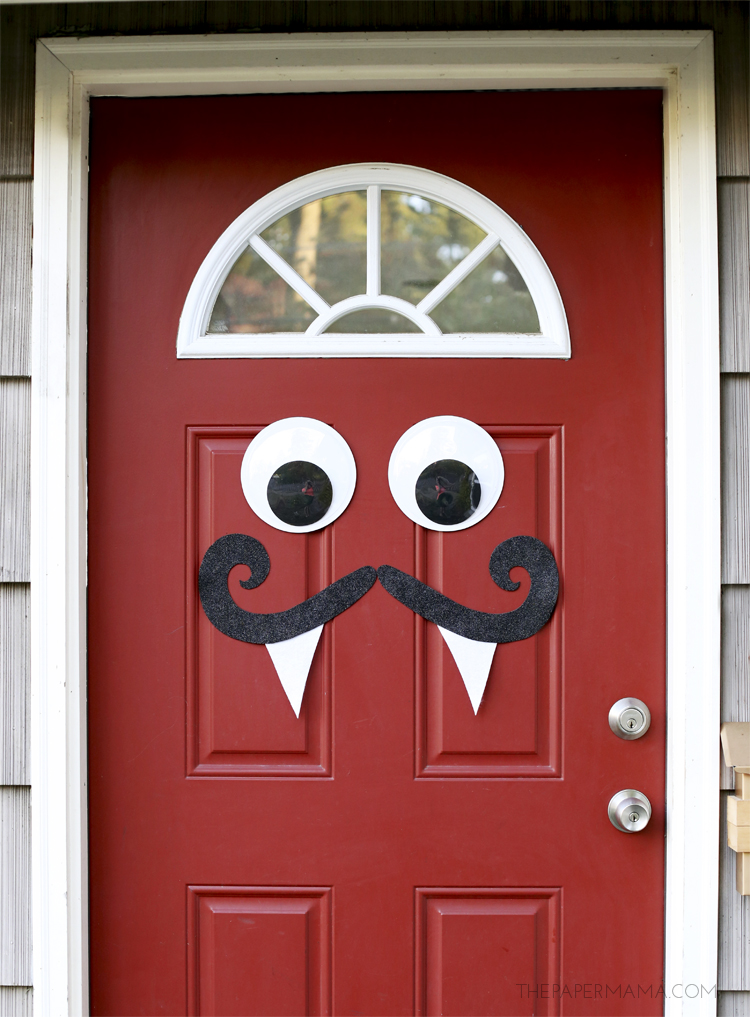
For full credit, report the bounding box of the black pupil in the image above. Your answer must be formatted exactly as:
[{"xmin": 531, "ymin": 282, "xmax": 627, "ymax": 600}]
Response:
[
  {"xmin": 267, "ymin": 461, "xmax": 333, "ymax": 526},
  {"xmin": 415, "ymin": 459, "xmax": 481, "ymax": 526}
]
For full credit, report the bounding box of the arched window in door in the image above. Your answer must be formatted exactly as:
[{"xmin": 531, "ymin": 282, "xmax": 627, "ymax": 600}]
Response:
[{"xmin": 177, "ymin": 164, "xmax": 570, "ymax": 358}]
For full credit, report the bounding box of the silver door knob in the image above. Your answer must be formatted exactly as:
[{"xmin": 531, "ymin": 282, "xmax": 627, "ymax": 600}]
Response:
[
  {"xmin": 609, "ymin": 698, "xmax": 651, "ymax": 739},
  {"xmin": 608, "ymin": 789, "xmax": 651, "ymax": 832}
]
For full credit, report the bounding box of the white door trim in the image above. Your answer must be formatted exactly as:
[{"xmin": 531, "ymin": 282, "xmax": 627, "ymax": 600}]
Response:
[{"xmin": 31, "ymin": 31, "xmax": 720, "ymax": 1016}]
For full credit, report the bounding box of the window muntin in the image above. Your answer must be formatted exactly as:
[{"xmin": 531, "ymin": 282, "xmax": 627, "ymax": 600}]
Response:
[
  {"xmin": 260, "ymin": 191, "xmax": 368, "ymax": 307},
  {"xmin": 178, "ymin": 164, "xmax": 570, "ymax": 358},
  {"xmin": 379, "ymin": 191, "xmax": 487, "ymax": 306},
  {"xmin": 207, "ymin": 185, "xmax": 539, "ymax": 338},
  {"xmin": 431, "ymin": 244, "xmax": 539, "ymax": 334},
  {"xmin": 208, "ymin": 246, "xmax": 314, "ymax": 334}
]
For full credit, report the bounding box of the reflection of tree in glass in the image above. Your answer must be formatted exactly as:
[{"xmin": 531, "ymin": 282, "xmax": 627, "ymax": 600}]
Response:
[
  {"xmin": 432, "ymin": 245, "xmax": 540, "ymax": 333},
  {"xmin": 294, "ymin": 201, "xmax": 322, "ymax": 291},
  {"xmin": 207, "ymin": 187, "xmax": 540, "ymax": 335},
  {"xmin": 263, "ymin": 191, "xmax": 368, "ymax": 307},
  {"xmin": 208, "ymin": 246, "xmax": 311, "ymax": 333},
  {"xmin": 381, "ymin": 192, "xmax": 484, "ymax": 305},
  {"xmin": 381, "ymin": 192, "xmax": 540, "ymax": 333}
]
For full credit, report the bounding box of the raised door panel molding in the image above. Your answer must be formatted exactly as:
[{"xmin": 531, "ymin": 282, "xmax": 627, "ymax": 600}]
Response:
[
  {"xmin": 720, "ymin": 181, "xmax": 750, "ymax": 372},
  {"xmin": 0, "ymin": 584, "xmax": 29, "ymax": 785},
  {"xmin": 187, "ymin": 886, "xmax": 331, "ymax": 1017},
  {"xmin": 0, "ymin": 181, "xmax": 32, "ymax": 377},
  {"xmin": 415, "ymin": 888, "xmax": 560, "ymax": 1017},
  {"xmin": 0, "ymin": 380, "xmax": 29, "ymax": 583},
  {"xmin": 722, "ymin": 376, "xmax": 750, "ymax": 584},
  {"xmin": 187, "ymin": 428, "xmax": 332, "ymax": 776}
]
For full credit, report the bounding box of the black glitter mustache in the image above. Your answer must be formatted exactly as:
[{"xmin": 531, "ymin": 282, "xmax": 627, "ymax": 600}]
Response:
[
  {"xmin": 376, "ymin": 535, "xmax": 559, "ymax": 642},
  {"xmin": 198, "ymin": 533, "xmax": 377, "ymax": 644},
  {"xmin": 199, "ymin": 533, "xmax": 557, "ymax": 647}
]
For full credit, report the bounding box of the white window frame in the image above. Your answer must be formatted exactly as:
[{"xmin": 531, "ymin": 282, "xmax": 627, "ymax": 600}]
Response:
[
  {"xmin": 177, "ymin": 162, "xmax": 570, "ymax": 358},
  {"xmin": 31, "ymin": 31, "xmax": 720, "ymax": 1016}
]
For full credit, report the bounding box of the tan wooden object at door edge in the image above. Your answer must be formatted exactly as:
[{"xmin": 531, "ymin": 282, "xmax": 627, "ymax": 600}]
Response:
[{"xmin": 721, "ymin": 723, "xmax": 750, "ymax": 893}]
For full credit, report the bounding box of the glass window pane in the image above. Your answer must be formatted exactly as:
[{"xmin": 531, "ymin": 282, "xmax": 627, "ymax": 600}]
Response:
[
  {"xmin": 207, "ymin": 185, "xmax": 542, "ymax": 337},
  {"xmin": 380, "ymin": 191, "xmax": 486, "ymax": 304},
  {"xmin": 323, "ymin": 309, "xmax": 422, "ymax": 334},
  {"xmin": 430, "ymin": 246, "xmax": 540, "ymax": 333},
  {"xmin": 261, "ymin": 191, "xmax": 367, "ymax": 306},
  {"xmin": 207, "ymin": 247, "xmax": 315, "ymax": 333}
]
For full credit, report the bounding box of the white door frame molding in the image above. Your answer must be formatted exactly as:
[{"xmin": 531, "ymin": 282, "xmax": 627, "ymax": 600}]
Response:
[{"xmin": 32, "ymin": 31, "xmax": 720, "ymax": 1016}]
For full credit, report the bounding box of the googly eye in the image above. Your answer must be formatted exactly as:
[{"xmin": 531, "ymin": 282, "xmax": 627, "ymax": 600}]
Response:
[
  {"xmin": 241, "ymin": 417, "xmax": 356, "ymax": 533},
  {"xmin": 388, "ymin": 416, "xmax": 504, "ymax": 532}
]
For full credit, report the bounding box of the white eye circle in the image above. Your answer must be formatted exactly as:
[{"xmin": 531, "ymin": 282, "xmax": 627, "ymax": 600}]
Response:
[
  {"xmin": 388, "ymin": 416, "xmax": 504, "ymax": 532},
  {"xmin": 241, "ymin": 417, "xmax": 356, "ymax": 533}
]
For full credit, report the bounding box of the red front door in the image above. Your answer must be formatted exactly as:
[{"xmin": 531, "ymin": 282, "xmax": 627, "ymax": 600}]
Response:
[{"xmin": 88, "ymin": 90, "xmax": 665, "ymax": 1016}]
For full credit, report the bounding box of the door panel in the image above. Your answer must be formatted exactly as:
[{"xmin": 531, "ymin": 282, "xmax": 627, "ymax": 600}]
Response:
[
  {"xmin": 88, "ymin": 90, "xmax": 665, "ymax": 1016},
  {"xmin": 188, "ymin": 428, "xmax": 332, "ymax": 775},
  {"xmin": 416, "ymin": 889, "xmax": 560, "ymax": 1017},
  {"xmin": 418, "ymin": 427, "xmax": 561, "ymax": 776},
  {"xmin": 187, "ymin": 887, "xmax": 332, "ymax": 1017}
]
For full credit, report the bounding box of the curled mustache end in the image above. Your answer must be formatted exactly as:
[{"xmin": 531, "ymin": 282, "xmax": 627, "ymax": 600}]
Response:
[
  {"xmin": 377, "ymin": 535, "xmax": 559, "ymax": 643},
  {"xmin": 199, "ymin": 533, "xmax": 376, "ymax": 644}
]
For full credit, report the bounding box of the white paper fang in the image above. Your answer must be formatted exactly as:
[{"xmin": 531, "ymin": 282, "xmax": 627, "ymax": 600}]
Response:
[
  {"xmin": 437, "ymin": 626, "xmax": 497, "ymax": 715},
  {"xmin": 265, "ymin": 625, "xmax": 324, "ymax": 717}
]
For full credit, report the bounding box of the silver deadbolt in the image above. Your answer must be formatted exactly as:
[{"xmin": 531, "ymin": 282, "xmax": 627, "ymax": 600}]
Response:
[
  {"xmin": 608, "ymin": 789, "xmax": 652, "ymax": 832},
  {"xmin": 609, "ymin": 697, "xmax": 651, "ymax": 740}
]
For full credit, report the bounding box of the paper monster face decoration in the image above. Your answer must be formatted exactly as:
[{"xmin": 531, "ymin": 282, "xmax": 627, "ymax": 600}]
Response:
[{"xmin": 198, "ymin": 416, "xmax": 559, "ymax": 717}]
